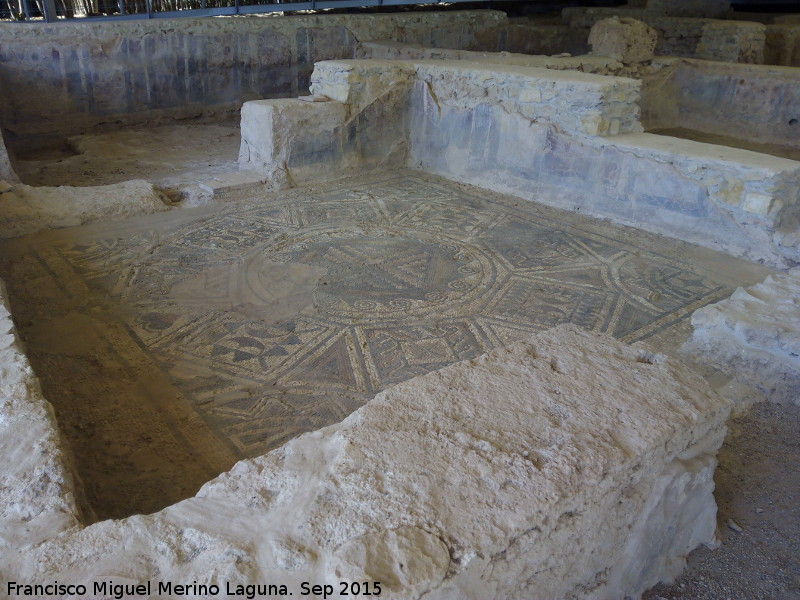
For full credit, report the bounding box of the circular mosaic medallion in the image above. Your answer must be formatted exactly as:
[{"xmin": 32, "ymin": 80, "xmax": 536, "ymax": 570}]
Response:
[{"xmin": 263, "ymin": 225, "xmax": 499, "ymax": 323}]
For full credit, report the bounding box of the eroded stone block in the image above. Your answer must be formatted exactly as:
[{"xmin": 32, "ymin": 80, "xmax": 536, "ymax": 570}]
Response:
[
  {"xmin": 687, "ymin": 269, "xmax": 800, "ymax": 405},
  {"xmin": 0, "ymin": 180, "xmax": 169, "ymax": 240},
  {"xmin": 2, "ymin": 325, "xmax": 731, "ymax": 600},
  {"xmin": 589, "ymin": 17, "xmax": 658, "ymax": 64},
  {"xmin": 198, "ymin": 170, "xmax": 268, "ymax": 195}
]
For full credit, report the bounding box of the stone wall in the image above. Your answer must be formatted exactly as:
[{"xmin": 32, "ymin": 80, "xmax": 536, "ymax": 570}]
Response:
[
  {"xmin": 239, "ymin": 60, "xmax": 412, "ymax": 186},
  {"xmin": 240, "ymin": 58, "xmax": 800, "ymax": 267},
  {"xmin": 502, "ymin": 20, "xmax": 588, "ymax": 56},
  {"xmin": 1, "ymin": 322, "xmax": 732, "ymax": 600},
  {"xmin": 641, "ymin": 0, "xmax": 731, "ymax": 18},
  {"xmin": 361, "ymin": 43, "xmax": 800, "ymax": 153},
  {"xmin": 240, "ymin": 57, "xmax": 643, "ymax": 181},
  {"xmin": 0, "ymin": 11, "xmax": 505, "ymax": 137},
  {"xmin": 644, "ymin": 58, "xmax": 800, "ymax": 150},
  {"xmin": 408, "ymin": 80, "xmax": 800, "ymax": 266},
  {"xmin": 765, "ymin": 24, "xmax": 800, "ymax": 67},
  {"xmin": 564, "ymin": 8, "xmax": 766, "ymax": 63}
]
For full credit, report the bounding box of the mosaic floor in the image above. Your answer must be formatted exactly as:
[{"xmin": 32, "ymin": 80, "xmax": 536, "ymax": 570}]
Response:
[{"xmin": 0, "ymin": 170, "xmax": 770, "ymax": 518}]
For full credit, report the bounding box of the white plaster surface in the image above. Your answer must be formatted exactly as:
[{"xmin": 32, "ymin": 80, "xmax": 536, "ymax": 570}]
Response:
[
  {"xmin": 687, "ymin": 268, "xmax": 800, "ymax": 405},
  {"xmin": 0, "ymin": 180, "xmax": 170, "ymax": 239},
  {"xmin": 1, "ymin": 320, "xmax": 731, "ymax": 599}
]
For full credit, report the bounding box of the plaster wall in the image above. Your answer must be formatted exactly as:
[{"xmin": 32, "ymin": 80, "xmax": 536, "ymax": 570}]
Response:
[{"xmin": 0, "ymin": 10, "xmax": 505, "ymax": 138}]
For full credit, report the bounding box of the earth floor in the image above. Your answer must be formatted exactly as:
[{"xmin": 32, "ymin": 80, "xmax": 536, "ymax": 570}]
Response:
[{"xmin": 2, "ymin": 121, "xmax": 797, "ymax": 598}]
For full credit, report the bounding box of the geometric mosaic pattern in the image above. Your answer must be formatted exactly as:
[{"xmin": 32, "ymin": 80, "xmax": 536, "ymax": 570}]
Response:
[{"xmin": 11, "ymin": 171, "xmax": 730, "ymax": 459}]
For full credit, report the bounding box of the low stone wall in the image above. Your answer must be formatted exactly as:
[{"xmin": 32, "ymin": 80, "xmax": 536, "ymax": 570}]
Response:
[
  {"xmin": 686, "ymin": 268, "xmax": 800, "ymax": 405},
  {"xmin": 360, "ymin": 43, "xmax": 800, "ymax": 151},
  {"xmin": 0, "ymin": 179, "xmax": 170, "ymax": 239},
  {"xmin": 645, "ymin": 58, "xmax": 800, "ymax": 150},
  {"xmin": 241, "ymin": 57, "xmax": 643, "ymax": 183},
  {"xmin": 239, "ymin": 60, "xmax": 412, "ymax": 187},
  {"xmin": 409, "ymin": 85, "xmax": 799, "ymax": 266},
  {"xmin": 502, "ymin": 20, "xmax": 587, "ymax": 56},
  {"xmin": 765, "ymin": 24, "xmax": 800, "ymax": 67},
  {"xmin": 359, "ymin": 40, "xmax": 622, "ymax": 73},
  {"xmin": 0, "ymin": 11, "xmax": 505, "ymax": 138},
  {"xmin": 1, "ymin": 322, "xmax": 732, "ymax": 599},
  {"xmin": 241, "ymin": 58, "xmax": 800, "ymax": 267},
  {"xmin": 563, "ymin": 8, "xmax": 766, "ymax": 63}
]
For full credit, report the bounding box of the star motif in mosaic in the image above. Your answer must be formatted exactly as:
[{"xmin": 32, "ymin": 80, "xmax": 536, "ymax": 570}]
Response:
[{"xmin": 23, "ymin": 171, "xmax": 729, "ymax": 457}]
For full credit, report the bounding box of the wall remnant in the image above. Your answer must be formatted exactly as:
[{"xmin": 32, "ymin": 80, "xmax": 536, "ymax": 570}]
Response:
[
  {"xmin": 588, "ymin": 17, "xmax": 658, "ymax": 64},
  {"xmin": 240, "ymin": 58, "xmax": 800, "ymax": 268},
  {"xmin": 0, "ymin": 322, "xmax": 732, "ymax": 600},
  {"xmin": 0, "ymin": 11, "xmax": 506, "ymax": 138},
  {"xmin": 686, "ymin": 268, "xmax": 800, "ymax": 405},
  {"xmin": 565, "ymin": 8, "xmax": 766, "ymax": 64}
]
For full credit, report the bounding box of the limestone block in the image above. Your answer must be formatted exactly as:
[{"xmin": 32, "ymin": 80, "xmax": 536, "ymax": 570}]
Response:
[
  {"xmin": 0, "ymin": 179, "xmax": 169, "ymax": 240},
  {"xmin": 742, "ymin": 191, "xmax": 778, "ymax": 216},
  {"xmin": 198, "ymin": 170, "xmax": 268, "ymax": 195},
  {"xmin": 238, "ymin": 98, "xmax": 348, "ymax": 184},
  {"xmin": 687, "ymin": 269, "xmax": 800, "ymax": 405},
  {"xmin": 2, "ymin": 325, "xmax": 731, "ymax": 600},
  {"xmin": 567, "ymin": 8, "xmax": 765, "ymax": 64},
  {"xmin": 589, "ymin": 17, "xmax": 658, "ymax": 64},
  {"xmin": 696, "ymin": 21, "xmax": 766, "ymax": 64},
  {"xmin": 0, "ymin": 130, "xmax": 19, "ymax": 184},
  {"xmin": 411, "ymin": 60, "xmax": 643, "ymax": 137},
  {"xmin": 309, "ymin": 60, "xmax": 415, "ymax": 112}
]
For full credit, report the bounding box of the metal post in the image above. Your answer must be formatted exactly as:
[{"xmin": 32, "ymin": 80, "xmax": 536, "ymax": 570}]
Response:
[
  {"xmin": 118, "ymin": 0, "xmax": 125, "ymax": 15},
  {"xmin": 41, "ymin": 0, "xmax": 57, "ymax": 20},
  {"xmin": 145, "ymin": 0, "xmax": 151, "ymax": 17}
]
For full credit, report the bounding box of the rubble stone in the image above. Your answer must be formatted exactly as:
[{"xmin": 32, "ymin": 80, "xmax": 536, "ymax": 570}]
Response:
[{"xmin": 589, "ymin": 17, "xmax": 658, "ymax": 64}]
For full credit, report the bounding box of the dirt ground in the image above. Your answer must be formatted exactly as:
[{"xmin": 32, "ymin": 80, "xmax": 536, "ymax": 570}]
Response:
[
  {"xmin": 3, "ymin": 121, "xmax": 799, "ymax": 598},
  {"xmin": 644, "ymin": 400, "xmax": 800, "ymax": 600},
  {"xmin": 11, "ymin": 119, "xmax": 241, "ymax": 204}
]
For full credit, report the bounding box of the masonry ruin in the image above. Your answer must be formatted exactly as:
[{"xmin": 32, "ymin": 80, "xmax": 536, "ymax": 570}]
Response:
[{"xmin": 0, "ymin": 2, "xmax": 798, "ymax": 599}]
